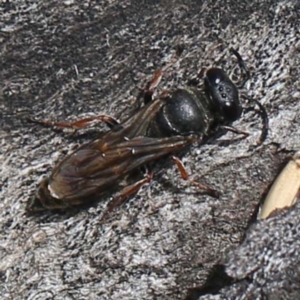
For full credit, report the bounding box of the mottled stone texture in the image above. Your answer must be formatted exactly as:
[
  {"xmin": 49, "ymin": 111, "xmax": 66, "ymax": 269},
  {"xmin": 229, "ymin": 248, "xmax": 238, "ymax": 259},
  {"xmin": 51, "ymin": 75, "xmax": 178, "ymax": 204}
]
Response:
[{"xmin": 1, "ymin": 1, "xmax": 300, "ymax": 299}]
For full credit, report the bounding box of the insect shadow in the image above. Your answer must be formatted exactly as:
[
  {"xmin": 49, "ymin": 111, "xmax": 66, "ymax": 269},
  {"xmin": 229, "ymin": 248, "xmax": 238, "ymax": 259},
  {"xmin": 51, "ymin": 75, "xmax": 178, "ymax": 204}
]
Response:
[{"xmin": 26, "ymin": 48, "xmax": 268, "ymax": 221}]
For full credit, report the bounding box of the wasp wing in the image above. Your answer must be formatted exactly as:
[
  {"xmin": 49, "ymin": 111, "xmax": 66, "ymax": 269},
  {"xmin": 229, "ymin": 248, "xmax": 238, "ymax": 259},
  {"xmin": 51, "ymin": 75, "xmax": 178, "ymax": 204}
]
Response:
[
  {"xmin": 48, "ymin": 134, "xmax": 197, "ymax": 203},
  {"xmin": 47, "ymin": 99, "xmax": 199, "ymax": 204}
]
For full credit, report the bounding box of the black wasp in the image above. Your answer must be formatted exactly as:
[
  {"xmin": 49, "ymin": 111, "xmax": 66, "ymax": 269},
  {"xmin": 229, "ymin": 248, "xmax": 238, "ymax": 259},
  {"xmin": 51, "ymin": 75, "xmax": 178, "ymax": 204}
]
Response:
[{"xmin": 27, "ymin": 48, "xmax": 268, "ymax": 218}]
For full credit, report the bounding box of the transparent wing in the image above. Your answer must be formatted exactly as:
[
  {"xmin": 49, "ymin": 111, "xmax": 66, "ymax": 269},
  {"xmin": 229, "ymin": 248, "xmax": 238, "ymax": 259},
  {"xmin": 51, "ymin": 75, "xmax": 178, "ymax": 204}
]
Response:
[{"xmin": 48, "ymin": 134, "xmax": 197, "ymax": 202}]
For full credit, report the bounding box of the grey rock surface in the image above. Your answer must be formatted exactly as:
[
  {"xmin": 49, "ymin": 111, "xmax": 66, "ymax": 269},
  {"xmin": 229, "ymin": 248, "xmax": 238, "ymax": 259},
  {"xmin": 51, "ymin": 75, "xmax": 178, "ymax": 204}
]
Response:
[
  {"xmin": 192, "ymin": 203, "xmax": 300, "ymax": 300},
  {"xmin": 1, "ymin": 1, "xmax": 300, "ymax": 299}
]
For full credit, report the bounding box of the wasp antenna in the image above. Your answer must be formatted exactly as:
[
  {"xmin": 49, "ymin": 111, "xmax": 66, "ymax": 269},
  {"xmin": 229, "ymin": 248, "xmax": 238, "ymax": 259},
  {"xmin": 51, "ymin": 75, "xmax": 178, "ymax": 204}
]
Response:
[{"xmin": 230, "ymin": 47, "xmax": 251, "ymax": 88}]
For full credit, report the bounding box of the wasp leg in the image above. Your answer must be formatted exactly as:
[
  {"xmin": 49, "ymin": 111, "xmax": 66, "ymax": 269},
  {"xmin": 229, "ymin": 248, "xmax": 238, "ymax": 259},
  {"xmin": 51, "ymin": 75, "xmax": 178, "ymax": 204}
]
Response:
[
  {"xmin": 242, "ymin": 95, "xmax": 269, "ymax": 145},
  {"xmin": 187, "ymin": 67, "xmax": 208, "ymax": 86},
  {"xmin": 135, "ymin": 49, "xmax": 182, "ymax": 107},
  {"xmin": 143, "ymin": 67, "xmax": 172, "ymax": 104},
  {"xmin": 217, "ymin": 125, "xmax": 250, "ymax": 146},
  {"xmin": 101, "ymin": 171, "xmax": 154, "ymax": 221},
  {"xmin": 27, "ymin": 114, "xmax": 120, "ymax": 130},
  {"xmin": 220, "ymin": 125, "xmax": 250, "ymax": 138},
  {"xmin": 143, "ymin": 54, "xmax": 180, "ymax": 104},
  {"xmin": 172, "ymin": 156, "xmax": 220, "ymax": 198}
]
